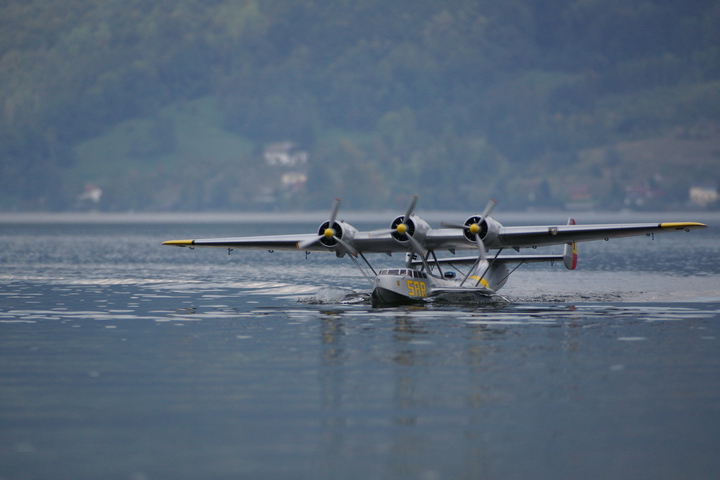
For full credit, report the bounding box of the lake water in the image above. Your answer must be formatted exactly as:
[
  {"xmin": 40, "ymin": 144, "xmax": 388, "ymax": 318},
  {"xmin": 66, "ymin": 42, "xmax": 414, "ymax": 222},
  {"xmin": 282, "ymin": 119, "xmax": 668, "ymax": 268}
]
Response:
[{"xmin": 1, "ymin": 212, "xmax": 719, "ymax": 480}]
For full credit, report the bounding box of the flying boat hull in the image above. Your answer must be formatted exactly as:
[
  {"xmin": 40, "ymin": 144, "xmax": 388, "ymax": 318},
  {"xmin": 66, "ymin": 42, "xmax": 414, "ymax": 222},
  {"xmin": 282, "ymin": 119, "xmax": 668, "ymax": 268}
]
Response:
[
  {"xmin": 372, "ymin": 270, "xmax": 431, "ymax": 305},
  {"xmin": 370, "ymin": 268, "xmax": 502, "ymax": 306}
]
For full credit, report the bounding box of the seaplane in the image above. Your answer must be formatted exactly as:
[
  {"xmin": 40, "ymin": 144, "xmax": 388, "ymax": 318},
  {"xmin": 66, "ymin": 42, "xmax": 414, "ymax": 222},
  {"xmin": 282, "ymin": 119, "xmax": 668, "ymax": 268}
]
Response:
[{"xmin": 163, "ymin": 198, "xmax": 707, "ymax": 305}]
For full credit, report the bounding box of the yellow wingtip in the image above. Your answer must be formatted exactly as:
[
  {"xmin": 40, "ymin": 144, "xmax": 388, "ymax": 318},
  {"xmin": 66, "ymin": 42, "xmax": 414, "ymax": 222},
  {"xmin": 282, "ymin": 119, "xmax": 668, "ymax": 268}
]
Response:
[
  {"xmin": 162, "ymin": 239, "xmax": 195, "ymax": 246},
  {"xmin": 659, "ymin": 222, "xmax": 707, "ymax": 230}
]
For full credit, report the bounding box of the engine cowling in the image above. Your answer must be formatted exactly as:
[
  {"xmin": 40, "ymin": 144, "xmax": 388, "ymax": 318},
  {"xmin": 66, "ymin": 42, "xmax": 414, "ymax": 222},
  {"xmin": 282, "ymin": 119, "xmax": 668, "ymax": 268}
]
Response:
[
  {"xmin": 390, "ymin": 215, "xmax": 431, "ymax": 245},
  {"xmin": 315, "ymin": 220, "xmax": 358, "ymax": 252},
  {"xmin": 462, "ymin": 216, "xmax": 503, "ymax": 248}
]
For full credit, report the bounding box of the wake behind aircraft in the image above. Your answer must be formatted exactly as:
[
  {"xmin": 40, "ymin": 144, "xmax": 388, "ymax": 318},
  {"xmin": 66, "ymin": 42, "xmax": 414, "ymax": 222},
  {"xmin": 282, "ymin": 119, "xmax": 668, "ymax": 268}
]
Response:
[{"xmin": 163, "ymin": 198, "xmax": 707, "ymax": 305}]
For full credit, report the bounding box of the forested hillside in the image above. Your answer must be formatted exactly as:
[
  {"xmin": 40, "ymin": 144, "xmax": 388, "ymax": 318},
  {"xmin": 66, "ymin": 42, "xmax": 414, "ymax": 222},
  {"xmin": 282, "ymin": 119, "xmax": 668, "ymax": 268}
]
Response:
[{"xmin": 2, "ymin": 0, "xmax": 719, "ymax": 211}]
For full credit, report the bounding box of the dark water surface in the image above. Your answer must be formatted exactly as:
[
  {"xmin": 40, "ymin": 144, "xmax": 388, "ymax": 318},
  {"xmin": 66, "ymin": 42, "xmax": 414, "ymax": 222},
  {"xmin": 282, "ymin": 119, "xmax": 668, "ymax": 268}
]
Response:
[{"xmin": 1, "ymin": 213, "xmax": 719, "ymax": 480}]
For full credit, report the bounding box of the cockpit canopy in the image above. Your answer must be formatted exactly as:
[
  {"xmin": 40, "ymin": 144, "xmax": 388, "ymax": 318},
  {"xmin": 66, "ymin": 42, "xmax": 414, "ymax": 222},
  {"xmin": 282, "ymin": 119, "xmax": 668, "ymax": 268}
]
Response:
[{"xmin": 378, "ymin": 268, "xmax": 428, "ymax": 279}]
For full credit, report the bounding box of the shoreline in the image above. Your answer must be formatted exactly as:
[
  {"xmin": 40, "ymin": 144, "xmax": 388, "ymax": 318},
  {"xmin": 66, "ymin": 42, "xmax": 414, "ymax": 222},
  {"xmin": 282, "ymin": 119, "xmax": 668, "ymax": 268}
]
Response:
[{"xmin": 1, "ymin": 210, "xmax": 717, "ymax": 225}]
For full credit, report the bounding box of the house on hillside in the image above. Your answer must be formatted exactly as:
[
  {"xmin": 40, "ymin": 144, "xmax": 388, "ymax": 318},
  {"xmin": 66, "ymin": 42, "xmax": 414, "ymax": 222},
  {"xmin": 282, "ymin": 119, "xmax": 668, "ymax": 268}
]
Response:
[
  {"xmin": 624, "ymin": 183, "xmax": 664, "ymax": 209},
  {"xmin": 564, "ymin": 184, "xmax": 596, "ymax": 210},
  {"xmin": 76, "ymin": 183, "xmax": 103, "ymax": 209},
  {"xmin": 282, "ymin": 172, "xmax": 307, "ymax": 194},
  {"xmin": 259, "ymin": 142, "xmax": 310, "ymax": 204},
  {"xmin": 263, "ymin": 142, "xmax": 308, "ymax": 167},
  {"xmin": 689, "ymin": 185, "xmax": 718, "ymax": 208}
]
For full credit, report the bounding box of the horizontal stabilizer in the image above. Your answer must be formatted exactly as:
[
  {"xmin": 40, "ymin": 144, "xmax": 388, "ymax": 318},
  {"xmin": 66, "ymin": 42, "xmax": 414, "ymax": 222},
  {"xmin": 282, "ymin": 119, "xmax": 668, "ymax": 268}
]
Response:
[
  {"xmin": 430, "ymin": 286, "xmax": 496, "ymax": 296},
  {"xmin": 411, "ymin": 254, "xmax": 565, "ymax": 267}
]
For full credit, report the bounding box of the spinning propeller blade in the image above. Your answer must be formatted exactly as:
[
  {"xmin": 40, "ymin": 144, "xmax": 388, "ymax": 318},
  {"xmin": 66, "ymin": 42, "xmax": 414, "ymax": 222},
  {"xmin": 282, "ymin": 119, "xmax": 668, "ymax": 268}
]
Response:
[
  {"xmin": 298, "ymin": 198, "xmax": 343, "ymax": 249},
  {"xmin": 475, "ymin": 233, "xmax": 486, "ymax": 261},
  {"xmin": 369, "ymin": 195, "xmax": 419, "ymax": 237},
  {"xmin": 395, "ymin": 196, "xmax": 431, "ymax": 270},
  {"xmin": 406, "ymin": 231, "xmax": 426, "ymax": 255},
  {"xmin": 442, "ymin": 198, "xmax": 496, "ymax": 231},
  {"xmin": 328, "ymin": 197, "xmax": 341, "ymax": 226},
  {"xmin": 369, "ymin": 196, "xmax": 428, "ymax": 266},
  {"xmin": 332, "ymin": 235, "xmax": 357, "ymax": 255},
  {"xmin": 443, "ymin": 198, "xmax": 497, "ymax": 260},
  {"xmin": 392, "ymin": 195, "xmax": 420, "ymax": 241},
  {"xmin": 475, "ymin": 199, "xmax": 495, "ymax": 259},
  {"xmin": 402, "ymin": 195, "xmax": 418, "ymax": 226},
  {"xmin": 480, "ymin": 198, "xmax": 497, "ymax": 220}
]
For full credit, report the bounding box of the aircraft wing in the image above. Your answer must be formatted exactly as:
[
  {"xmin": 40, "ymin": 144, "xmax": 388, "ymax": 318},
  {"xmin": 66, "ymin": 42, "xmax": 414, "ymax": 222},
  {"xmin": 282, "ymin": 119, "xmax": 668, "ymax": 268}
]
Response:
[
  {"xmin": 163, "ymin": 234, "xmax": 324, "ymax": 251},
  {"xmin": 163, "ymin": 233, "xmax": 416, "ymax": 253},
  {"xmin": 494, "ymin": 222, "xmax": 706, "ymax": 249},
  {"xmin": 163, "ymin": 222, "xmax": 706, "ymax": 253},
  {"xmin": 399, "ymin": 221, "xmax": 706, "ymax": 252}
]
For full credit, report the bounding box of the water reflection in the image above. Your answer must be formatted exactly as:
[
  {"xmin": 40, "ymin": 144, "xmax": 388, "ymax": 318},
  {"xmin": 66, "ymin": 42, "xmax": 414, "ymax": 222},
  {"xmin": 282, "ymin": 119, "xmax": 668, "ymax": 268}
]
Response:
[{"xmin": 1, "ymin": 219, "xmax": 719, "ymax": 479}]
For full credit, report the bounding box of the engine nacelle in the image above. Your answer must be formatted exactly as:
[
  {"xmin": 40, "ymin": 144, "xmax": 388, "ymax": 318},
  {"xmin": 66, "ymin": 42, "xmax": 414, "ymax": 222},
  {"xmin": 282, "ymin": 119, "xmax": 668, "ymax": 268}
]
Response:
[
  {"xmin": 316, "ymin": 220, "xmax": 358, "ymax": 253},
  {"xmin": 462, "ymin": 215, "xmax": 503, "ymax": 248},
  {"xmin": 390, "ymin": 215, "xmax": 431, "ymax": 245}
]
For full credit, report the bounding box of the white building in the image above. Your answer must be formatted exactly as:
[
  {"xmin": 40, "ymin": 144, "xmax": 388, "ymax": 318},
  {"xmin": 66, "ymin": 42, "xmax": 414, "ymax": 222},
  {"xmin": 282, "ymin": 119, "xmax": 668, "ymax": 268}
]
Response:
[
  {"xmin": 689, "ymin": 185, "xmax": 718, "ymax": 208},
  {"xmin": 264, "ymin": 142, "xmax": 309, "ymax": 167}
]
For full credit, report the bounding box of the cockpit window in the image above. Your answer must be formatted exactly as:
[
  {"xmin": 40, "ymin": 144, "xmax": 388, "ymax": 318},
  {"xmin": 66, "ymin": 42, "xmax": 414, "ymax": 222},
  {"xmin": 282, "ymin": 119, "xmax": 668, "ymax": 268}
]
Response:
[{"xmin": 379, "ymin": 269, "xmax": 428, "ymax": 278}]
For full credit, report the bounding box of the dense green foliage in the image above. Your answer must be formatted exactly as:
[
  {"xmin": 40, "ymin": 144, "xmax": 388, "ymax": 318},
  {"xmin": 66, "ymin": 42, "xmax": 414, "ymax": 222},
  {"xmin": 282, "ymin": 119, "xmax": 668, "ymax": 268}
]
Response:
[{"xmin": 2, "ymin": 0, "xmax": 719, "ymax": 210}]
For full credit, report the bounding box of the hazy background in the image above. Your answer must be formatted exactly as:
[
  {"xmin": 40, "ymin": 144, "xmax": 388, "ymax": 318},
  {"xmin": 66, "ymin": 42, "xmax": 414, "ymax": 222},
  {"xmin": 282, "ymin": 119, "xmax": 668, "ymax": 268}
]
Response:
[{"xmin": 2, "ymin": 0, "xmax": 719, "ymax": 212}]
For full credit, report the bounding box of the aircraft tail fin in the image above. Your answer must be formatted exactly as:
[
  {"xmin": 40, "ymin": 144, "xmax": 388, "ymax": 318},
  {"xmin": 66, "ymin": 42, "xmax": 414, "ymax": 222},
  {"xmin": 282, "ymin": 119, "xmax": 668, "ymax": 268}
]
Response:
[{"xmin": 564, "ymin": 218, "xmax": 578, "ymax": 270}]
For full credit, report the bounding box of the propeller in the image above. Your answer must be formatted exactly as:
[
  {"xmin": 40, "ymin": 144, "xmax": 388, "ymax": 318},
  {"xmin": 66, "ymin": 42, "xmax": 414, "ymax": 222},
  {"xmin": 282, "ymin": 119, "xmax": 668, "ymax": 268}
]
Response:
[
  {"xmin": 370, "ymin": 195, "xmax": 419, "ymax": 238},
  {"xmin": 369, "ymin": 195, "xmax": 433, "ymax": 270},
  {"xmin": 473, "ymin": 231, "xmax": 487, "ymax": 262},
  {"xmin": 399, "ymin": 195, "xmax": 419, "ymax": 233},
  {"xmin": 299, "ymin": 198, "xmax": 356, "ymax": 254},
  {"xmin": 442, "ymin": 198, "xmax": 497, "ymax": 261}
]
